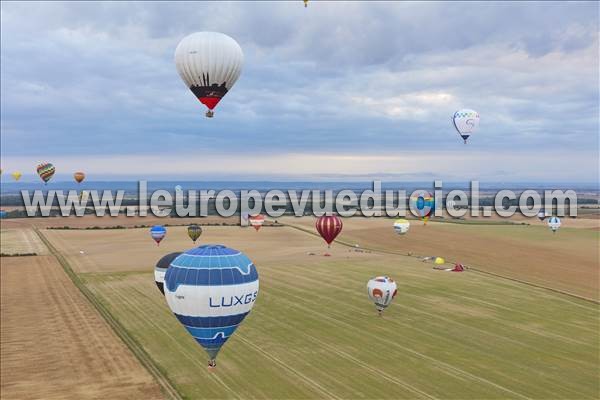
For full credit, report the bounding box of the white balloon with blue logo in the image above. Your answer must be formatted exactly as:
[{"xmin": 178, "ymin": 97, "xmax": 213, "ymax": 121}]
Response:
[
  {"xmin": 164, "ymin": 244, "xmax": 259, "ymax": 368},
  {"xmin": 547, "ymin": 216, "xmax": 561, "ymax": 233}
]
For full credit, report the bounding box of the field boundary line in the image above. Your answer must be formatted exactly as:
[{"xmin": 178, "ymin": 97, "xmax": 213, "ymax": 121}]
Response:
[
  {"xmin": 281, "ymin": 222, "xmax": 599, "ymax": 305},
  {"xmin": 34, "ymin": 228, "xmax": 183, "ymax": 400}
]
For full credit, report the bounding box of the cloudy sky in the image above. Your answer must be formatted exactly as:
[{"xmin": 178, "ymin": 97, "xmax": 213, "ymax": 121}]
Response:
[{"xmin": 1, "ymin": 1, "xmax": 598, "ymax": 182}]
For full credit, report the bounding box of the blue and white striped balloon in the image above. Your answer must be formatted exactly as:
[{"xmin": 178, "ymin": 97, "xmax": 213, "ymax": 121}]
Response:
[
  {"xmin": 150, "ymin": 225, "xmax": 167, "ymax": 246},
  {"xmin": 164, "ymin": 244, "xmax": 259, "ymax": 367}
]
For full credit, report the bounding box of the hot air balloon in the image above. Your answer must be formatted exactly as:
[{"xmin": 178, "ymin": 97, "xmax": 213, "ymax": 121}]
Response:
[
  {"xmin": 36, "ymin": 163, "xmax": 55, "ymax": 184},
  {"xmin": 367, "ymin": 276, "xmax": 397, "ymax": 316},
  {"xmin": 154, "ymin": 252, "xmax": 182, "ymax": 295},
  {"xmin": 316, "ymin": 215, "xmax": 343, "ymax": 247},
  {"xmin": 11, "ymin": 171, "xmax": 21, "ymax": 181},
  {"xmin": 537, "ymin": 209, "xmax": 546, "ymax": 221},
  {"xmin": 187, "ymin": 224, "xmax": 203, "ymax": 243},
  {"xmin": 548, "ymin": 216, "xmax": 561, "ymax": 233},
  {"xmin": 434, "ymin": 257, "xmax": 445, "ymax": 265},
  {"xmin": 248, "ymin": 214, "xmax": 265, "ymax": 231},
  {"xmin": 453, "ymin": 109, "xmax": 480, "ymax": 144},
  {"xmin": 164, "ymin": 244, "xmax": 259, "ymax": 368},
  {"xmin": 410, "ymin": 190, "xmax": 435, "ymax": 225},
  {"xmin": 393, "ymin": 219, "xmax": 410, "ymax": 235},
  {"xmin": 175, "ymin": 32, "xmax": 243, "ymax": 118},
  {"xmin": 150, "ymin": 225, "xmax": 167, "ymax": 246},
  {"xmin": 73, "ymin": 171, "xmax": 85, "ymax": 184},
  {"xmin": 304, "ymin": 0, "xmax": 309, "ymax": 7}
]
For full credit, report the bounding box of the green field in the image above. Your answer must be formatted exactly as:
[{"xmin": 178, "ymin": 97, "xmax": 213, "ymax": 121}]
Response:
[{"xmin": 58, "ymin": 224, "xmax": 600, "ymax": 399}]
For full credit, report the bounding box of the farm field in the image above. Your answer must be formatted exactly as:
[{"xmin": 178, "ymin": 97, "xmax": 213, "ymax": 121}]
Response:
[
  {"xmin": 0, "ymin": 227, "xmax": 48, "ymax": 255},
  {"xmin": 0, "ymin": 254, "xmax": 164, "ymax": 400},
  {"xmin": 40, "ymin": 222, "xmax": 600, "ymax": 399},
  {"xmin": 281, "ymin": 216, "xmax": 600, "ymax": 300}
]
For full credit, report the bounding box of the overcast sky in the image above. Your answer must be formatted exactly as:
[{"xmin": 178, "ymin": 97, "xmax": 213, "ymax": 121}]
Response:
[{"xmin": 1, "ymin": 1, "xmax": 598, "ymax": 182}]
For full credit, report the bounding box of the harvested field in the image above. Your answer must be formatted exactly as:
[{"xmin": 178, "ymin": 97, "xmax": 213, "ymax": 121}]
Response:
[
  {"xmin": 281, "ymin": 216, "xmax": 600, "ymax": 300},
  {"xmin": 42, "ymin": 223, "xmax": 600, "ymax": 399},
  {"xmin": 0, "ymin": 228, "xmax": 48, "ymax": 255},
  {"xmin": 0, "ymin": 255, "xmax": 164, "ymax": 400}
]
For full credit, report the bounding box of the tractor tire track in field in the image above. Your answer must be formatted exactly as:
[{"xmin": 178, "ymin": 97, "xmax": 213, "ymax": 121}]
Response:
[
  {"xmin": 264, "ymin": 264, "xmax": 597, "ymax": 370},
  {"xmin": 282, "ymin": 222, "xmax": 599, "ymax": 306},
  {"xmin": 91, "ymin": 275, "xmax": 242, "ymax": 400},
  {"xmin": 260, "ymin": 270, "xmax": 594, "ymax": 399},
  {"xmin": 123, "ymin": 278, "xmax": 342, "ymax": 400},
  {"xmin": 245, "ymin": 312, "xmax": 439, "ymax": 400},
  {"xmin": 235, "ymin": 335, "xmax": 343, "ymax": 400},
  {"xmin": 35, "ymin": 228, "xmax": 182, "ymax": 400},
  {"xmin": 256, "ymin": 273, "xmax": 535, "ymax": 399}
]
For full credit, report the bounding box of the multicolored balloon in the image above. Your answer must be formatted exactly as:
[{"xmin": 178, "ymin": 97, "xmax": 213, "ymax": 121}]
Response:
[
  {"xmin": 453, "ymin": 109, "xmax": 480, "ymax": 144},
  {"xmin": 150, "ymin": 225, "xmax": 167, "ymax": 246},
  {"xmin": 410, "ymin": 190, "xmax": 435, "ymax": 225},
  {"xmin": 74, "ymin": 171, "xmax": 85, "ymax": 184},
  {"xmin": 187, "ymin": 224, "xmax": 203, "ymax": 243},
  {"xmin": 154, "ymin": 252, "xmax": 182, "ymax": 295},
  {"xmin": 248, "ymin": 214, "xmax": 265, "ymax": 231},
  {"xmin": 316, "ymin": 215, "xmax": 343, "ymax": 247},
  {"xmin": 393, "ymin": 219, "xmax": 410, "ymax": 235},
  {"xmin": 11, "ymin": 171, "xmax": 22, "ymax": 181},
  {"xmin": 548, "ymin": 216, "xmax": 561, "ymax": 233},
  {"xmin": 36, "ymin": 163, "xmax": 55, "ymax": 184},
  {"xmin": 164, "ymin": 245, "xmax": 259, "ymax": 368},
  {"xmin": 175, "ymin": 32, "xmax": 243, "ymax": 118},
  {"xmin": 367, "ymin": 276, "xmax": 397, "ymax": 315}
]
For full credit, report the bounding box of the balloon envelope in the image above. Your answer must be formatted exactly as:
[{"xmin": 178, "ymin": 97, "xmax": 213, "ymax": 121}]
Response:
[
  {"xmin": 164, "ymin": 245, "xmax": 259, "ymax": 365},
  {"xmin": 548, "ymin": 216, "xmax": 561, "ymax": 233},
  {"xmin": 11, "ymin": 171, "xmax": 22, "ymax": 181},
  {"xmin": 154, "ymin": 252, "xmax": 182, "ymax": 295},
  {"xmin": 73, "ymin": 171, "xmax": 85, "ymax": 183},
  {"xmin": 410, "ymin": 191, "xmax": 435, "ymax": 224},
  {"xmin": 316, "ymin": 215, "xmax": 343, "ymax": 246},
  {"xmin": 367, "ymin": 276, "xmax": 397, "ymax": 314},
  {"xmin": 453, "ymin": 109, "xmax": 480, "ymax": 143},
  {"xmin": 150, "ymin": 225, "xmax": 167, "ymax": 245},
  {"xmin": 36, "ymin": 163, "xmax": 55, "ymax": 183},
  {"xmin": 187, "ymin": 224, "xmax": 203, "ymax": 243},
  {"xmin": 537, "ymin": 210, "xmax": 546, "ymax": 221},
  {"xmin": 393, "ymin": 219, "xmax": 410, "ymax": 235},
  {"xmin": 175, "ymin": 32, "xmax": 243, "ymax": 116},
  {"xmin": 248, "ymin": 214, "xmax": 265, "ymax": 231}
]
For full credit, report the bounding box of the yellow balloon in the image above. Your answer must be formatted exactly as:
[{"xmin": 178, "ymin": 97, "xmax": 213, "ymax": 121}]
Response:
[{"xmin": 11, "ymin": 171, "xmax": 22, "ymax": 181}]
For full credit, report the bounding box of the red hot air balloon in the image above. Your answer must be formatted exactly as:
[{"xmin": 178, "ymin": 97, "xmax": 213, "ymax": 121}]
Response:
[
  {"xmin": 248, "ymin": 214, "xmax": 265, "ymax": 231},
  {"xmin": 316, "ymin": 215, "xmax": 343, "ymax": 247}
]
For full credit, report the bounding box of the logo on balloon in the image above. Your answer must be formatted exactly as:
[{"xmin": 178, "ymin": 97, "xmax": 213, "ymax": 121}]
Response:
[{"xmin": 209, "ymin": 291, "xmax": 258, "ymax": 308}]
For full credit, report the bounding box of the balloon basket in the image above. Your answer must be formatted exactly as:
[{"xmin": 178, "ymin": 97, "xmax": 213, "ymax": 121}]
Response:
[{"xmin": 205, "ymin": 110, "xmax": 214, "ymax": 118}]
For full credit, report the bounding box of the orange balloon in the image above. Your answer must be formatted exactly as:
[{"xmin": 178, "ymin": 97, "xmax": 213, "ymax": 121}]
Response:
[{"xmin": 73, "ymin": 171, "xmax": 85, "ymax": 183}]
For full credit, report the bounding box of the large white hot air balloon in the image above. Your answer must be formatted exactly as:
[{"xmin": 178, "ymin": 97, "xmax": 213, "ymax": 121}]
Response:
[
  {"xmin": 367, "ymin": 276, "xmax": 397, "ymax": 315},
  {"xmin": 175, "ymin": 32, "xmax": 244, "ymax": 118},
  {"xmin": 452, "ymin": 109, "xmax": 480, "ymax": 144}
]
